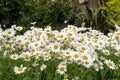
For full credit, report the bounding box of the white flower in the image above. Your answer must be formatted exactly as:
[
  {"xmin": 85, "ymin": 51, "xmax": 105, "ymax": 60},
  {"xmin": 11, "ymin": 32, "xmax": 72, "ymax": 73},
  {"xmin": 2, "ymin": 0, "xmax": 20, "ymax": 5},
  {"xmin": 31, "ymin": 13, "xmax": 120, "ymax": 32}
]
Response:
[
  {"xmin": 10, "ymin": 54, "xmax": 19, "ymax": 60},
  {"xmin": 20, "ymin": 51, "xmax": 32, "ymax": 59},
  {"xmin": 44, "ymin": 26, "xmax": 51, "ymax": 33},
  {"xmin": 102, "ymin": 49, "xmax": 110, "ymax": 56},
  {"xmin": 57, "ymin": 32, "xmax": 66, "ymax": 41},
  {"xmin": 50, "ymin": 42, "xmax": 61, "ymax": 53},
  {"xmin": 104, "ymin": 59, "xmax": 116, "ymax": 69},
  {"xmin": 14, "ymin": 64, "xmax": 27, "ymax": 74},
  {"xmin": 57, "ymin": 62, "xmax": 67, "ymax": 75},
  {"xmin": 11, "ymin": 25, "xmax": 17, "ymax": 28},
  {"xmin": 71, "ymin": 52, "xmax": 80, "ymax": 61},
  {"xmin": 3, "ymin": 28, "xmax": 16, "ymax": 37},
  {"xmin": 31, "ymin": 22, "xmax": 36, "ymax": 25},
  {"xmin": 31, "ymin": 41, "xmax": 41, "ymax": 49},
  {"xmin": 40, "ymin": 64, "xmax": 47, "ymax": 71},
  {"xmin": 15, "ymin": 26, "xmax": 23, "ymax": 31},
  {"xmin": 3, "ymin": 50, "xmax": 8, "ymax": 57}
]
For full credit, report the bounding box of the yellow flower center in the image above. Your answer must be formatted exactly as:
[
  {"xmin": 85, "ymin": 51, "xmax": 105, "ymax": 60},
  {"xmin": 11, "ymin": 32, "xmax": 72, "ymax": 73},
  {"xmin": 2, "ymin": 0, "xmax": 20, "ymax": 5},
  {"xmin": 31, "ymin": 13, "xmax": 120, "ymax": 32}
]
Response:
[
  {"xmin": 107, "ymin": 39, "xmax": 110, "ymax": 42},
  {"xmin": 108, "ymin": 62, "xmax": 112, "ymax": 66},
  {"xmin": 113, "ymin": 42, "xmax": 117, "ymax": 45},
  {"xmin": 66, "ymin": 55, "xmax": 71, "ymax": 59},
  {"xmin": 44, "ymin": 48, "xmax": 49, "ymax": 52},
  {"xmin": 0, "ymin": 37, "xmax": 3, "ymax": 40},
  {"xmin": 12, "ymin": 38, "xmax": 16, "ymax": 42},
  {"xmin": 13, "ymin": 55, "xmax": 17, "ymax": 58},
  {"xmin": 54, "ymin": 45, "xmax": 58, "ymax": 49},
  {"xmin": 46, "ymin": 30, "xmax": 50, "ymax": 32},
  {"xmin": 66, "ymin": 52, "xmax": 70, "ymax": 54},
  {"xmin": 7, "ymin": 46, "xmax": 12, "ymax": 49},
  {"xmin": 81, "ymin": 47, "xmax": 86, "ymax": 51},
  {"xmin": 74, "ymin": 54, "xmax": 79, "ymax": 58},
  {"xmin": 23, "ymin": 54, "xmax": 29, "ymax": 58},
  {"xmin": 117, "ymin": 32, "xmax": 120, "ymax": 35},
  {"xmin": 95, "ymin": 45, "xmax": 99, "ymax": 48},
  {"xmin": 68, "ymin": 33, "xmax": 72, "ymax": 37},
  {"xmin": 34, "ymin": 43, "xmax": 38, "ymax": 47},
  {"xmin": 85, "ymin": 61, "xmax": 89, "ymax": 64},
  {"xmin": 104, "ymin": 51, "xmax": 109, "ymax": 55},
  {"xmin": 38, "ymin": 32, "xmax": 42, "ymax": 35},
  {"xmin": 8, "ymin": 31, "xmax": 12, "ymax": 34},
  {"xmin": 60, "ymin": 67, "xmax": 64, "ymax": 71},
  {"xmin": 59, "ymin": 51, "xmax": 64, "ymax": 55},
  {"xmin": 51, "ymin": 33, "xmax": 55, "ymax": 36},
  {"xmin": 31, "ymin": 49, "xmax": 35, "ymax": 52},
  {"xmin": 16, "ymin": 44, "xmax": 19, "ymax": 46},
  {"xmin": 59, "ymin": 35, "xmax": 64, "ymax": 38},
  {"xmin": 47, "ymin": 37, "xmax": 50, "ymax": 40},
  {"xmin": 82, "ymin": 55, "xmax": 88, "ymax": 60},
  {"xmin": 46, "ymin": 42, "xmax": 49, "ymax": 46},
  {"xmin": 18, "ymin": 67, "xmax": 22, "ymax": 72},
  {"xmin": 99, "ymin": 42, "xmax": 103, "ymax": 45},
  {"xmin": 35, "ymin": 53, "xmax": 39, "ymax": 56}
]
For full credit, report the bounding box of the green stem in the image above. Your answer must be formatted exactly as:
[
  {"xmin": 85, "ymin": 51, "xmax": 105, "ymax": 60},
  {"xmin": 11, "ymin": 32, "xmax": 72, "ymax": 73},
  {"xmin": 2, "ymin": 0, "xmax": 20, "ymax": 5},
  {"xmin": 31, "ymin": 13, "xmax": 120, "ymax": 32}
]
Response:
[{"xmin": 80, "ymin": 69, "xmax": 88, "ymax": 80}]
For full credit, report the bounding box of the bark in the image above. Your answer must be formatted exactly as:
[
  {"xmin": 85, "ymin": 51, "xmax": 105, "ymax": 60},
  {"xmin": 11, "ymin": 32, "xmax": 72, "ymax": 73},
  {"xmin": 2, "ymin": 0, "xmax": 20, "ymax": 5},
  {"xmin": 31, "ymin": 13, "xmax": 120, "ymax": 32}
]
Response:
[
  {"xmin": 87, "ymin": 0, "xmax": 99, "ymax": 9},
  {"xmin": 68, "ymin": 0, "xmax": 99, "ymax": 26}
]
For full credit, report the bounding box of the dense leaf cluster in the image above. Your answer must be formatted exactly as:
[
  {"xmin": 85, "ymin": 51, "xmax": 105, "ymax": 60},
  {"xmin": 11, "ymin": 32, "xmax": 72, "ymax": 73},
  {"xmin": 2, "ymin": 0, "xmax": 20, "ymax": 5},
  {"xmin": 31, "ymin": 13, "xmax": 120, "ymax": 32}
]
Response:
[{"xmin": 0, "ymin": 0, "xmax": 71, "ymax": 29}]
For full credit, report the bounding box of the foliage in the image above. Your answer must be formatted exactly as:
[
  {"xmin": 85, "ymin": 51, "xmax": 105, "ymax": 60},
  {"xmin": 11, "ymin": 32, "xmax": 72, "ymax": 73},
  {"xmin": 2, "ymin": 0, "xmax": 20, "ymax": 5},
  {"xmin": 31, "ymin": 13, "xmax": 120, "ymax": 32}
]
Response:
[
  {"xmin": 76, "ymin": 0, "xmax": 120, "ymax": 34},
  {"xmin": 0, "ymin": 0, "xmax": 71, "ymax": 30},
  {"xmin": 105, "ymin": 0, "xmax": 120, "ymax": 24}
]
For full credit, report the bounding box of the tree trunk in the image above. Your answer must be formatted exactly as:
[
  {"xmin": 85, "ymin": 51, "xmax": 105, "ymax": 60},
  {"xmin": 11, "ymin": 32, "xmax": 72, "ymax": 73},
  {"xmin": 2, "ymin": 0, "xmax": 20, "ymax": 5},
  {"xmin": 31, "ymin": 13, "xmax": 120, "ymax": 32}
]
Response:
[
  {"xmin": 68, "ymin": 0, "xmax": 99, "ymax": 26},
  {"xmin": 87, "ymin": 0, "xmax": 99, "ymax": 9}
]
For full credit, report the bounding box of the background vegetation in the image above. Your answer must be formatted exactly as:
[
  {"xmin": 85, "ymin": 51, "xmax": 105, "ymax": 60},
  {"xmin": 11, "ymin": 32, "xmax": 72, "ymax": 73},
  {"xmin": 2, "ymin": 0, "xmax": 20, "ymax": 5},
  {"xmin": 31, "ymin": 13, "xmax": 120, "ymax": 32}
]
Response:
[
  {"xmin": 0, "ymin": 0, "xmax": 71, "ymax": 30},
  {"xmin": 0, "ymin": 0, "xmax": 120, "ymax": 33}
]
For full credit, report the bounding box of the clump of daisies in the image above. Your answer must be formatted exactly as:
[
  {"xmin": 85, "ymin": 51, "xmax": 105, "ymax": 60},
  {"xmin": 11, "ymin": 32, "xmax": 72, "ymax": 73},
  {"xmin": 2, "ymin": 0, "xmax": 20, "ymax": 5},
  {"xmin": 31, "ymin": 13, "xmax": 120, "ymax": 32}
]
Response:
[{"xmin": 0, "ymin": 24, "xmax": 120, "ymax": 78}]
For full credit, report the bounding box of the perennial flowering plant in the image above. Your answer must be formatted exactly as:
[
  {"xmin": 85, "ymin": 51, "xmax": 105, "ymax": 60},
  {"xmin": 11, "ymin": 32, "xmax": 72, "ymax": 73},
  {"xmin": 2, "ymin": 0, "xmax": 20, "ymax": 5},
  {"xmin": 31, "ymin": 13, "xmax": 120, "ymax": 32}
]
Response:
[{"xmin": 0, "ymin": 25, "xmax": 120, "ymax": 80}]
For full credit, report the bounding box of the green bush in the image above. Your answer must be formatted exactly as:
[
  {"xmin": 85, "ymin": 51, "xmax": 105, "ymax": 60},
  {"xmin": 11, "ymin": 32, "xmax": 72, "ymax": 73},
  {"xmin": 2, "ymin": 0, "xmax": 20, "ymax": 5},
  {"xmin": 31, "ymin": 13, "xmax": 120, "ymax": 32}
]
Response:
[
  {"xmin": 106, "ymin": 0, "xmax": 120, "ymax": 24},
  {"xmin": 76, "ymin": 0, "xmax": 119, "ymax": 34},
  {"xmin": 0, "ymin": 0, "xmax": 71, "ymax": 30}
]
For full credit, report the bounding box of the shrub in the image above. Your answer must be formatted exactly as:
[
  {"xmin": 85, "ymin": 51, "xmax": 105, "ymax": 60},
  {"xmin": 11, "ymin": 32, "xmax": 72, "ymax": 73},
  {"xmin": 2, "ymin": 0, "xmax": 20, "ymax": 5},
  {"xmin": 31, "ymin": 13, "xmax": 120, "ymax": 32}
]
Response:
[{"xmin": 0, "ymin": 0, "xmax": 71, "ymax": 30}]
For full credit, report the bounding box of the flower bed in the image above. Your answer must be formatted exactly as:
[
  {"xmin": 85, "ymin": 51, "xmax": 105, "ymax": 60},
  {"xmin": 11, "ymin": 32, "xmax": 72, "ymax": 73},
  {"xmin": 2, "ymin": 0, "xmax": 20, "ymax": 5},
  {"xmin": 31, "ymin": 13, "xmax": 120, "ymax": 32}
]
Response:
[{"xmin": 0, "ymin": 25, "xmax": 120, "ymax": 80}]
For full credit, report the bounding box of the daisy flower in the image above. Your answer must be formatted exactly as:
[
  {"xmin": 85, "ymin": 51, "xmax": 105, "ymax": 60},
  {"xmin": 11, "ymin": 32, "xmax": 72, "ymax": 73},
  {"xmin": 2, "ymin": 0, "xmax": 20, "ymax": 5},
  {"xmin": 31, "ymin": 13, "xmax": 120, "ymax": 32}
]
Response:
[
  {"xmin": 111, "ymin": 40, "xmax": 118, "ymax": 48},
  {"xmin": 71, "ymin": 51, "xmax": 80, "ymax": 61},
  {"xmin": 80, "ymin": 53, "xmax": 95, "ymax": 67},
  {"xmin": 9, "ymin": 37, "xmax": 17, "ymax": 43},
  {"xmin": 20, "ymin": 51, "xmax": 32, "ymax": 59},
  {"xmin": 3, "ymin": 28, "xmax": 16, "ymax": 37},
  {"xmin": 15, "ymin": 26, "xmax": 23, "ymax": 31},
  {"xmin": 44, "ymin": 26, "xmax": 51, "ymax": 33},
  {"xmin": 57, "ymin": 32, "xmax": 66, "ymax": 41},
  {"xmin": 40, "ymin": 64, "xmax": 47, "ymax": 71},
  {"xmin": 83, "ymin": 60, "xmax": 93, "ymax": 68},
  {"xmin": 104, "ymin": 59, "xmax": 116, "ymax": 69},
  {"xmin": 102, "ymin": 49, "xmax": 110, "ymax": 56},
  {"xmin": 31, "ymin": 41, "xmax": 41, "ymax": 49},
  {"xmin": 31, "ymin": 22, "xmax": 36, "ymax": 25},
  {"xmin": 50, "ymin": 42, "xmax": 61, "ymax": 53},
  {"xmin": 10, "ymin": 54, "xmax": 19, "ymax": 60},
  {"xmin": 14, "ymin": 64, "xmax": 27, "ymax": 74},
  {"xmin": 66, "ymin": 31, "xmax": 75, "ymax": 38},
  {"xmin": 57, "ymin": 63, "xmax": 67, "ymax": 75}
]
